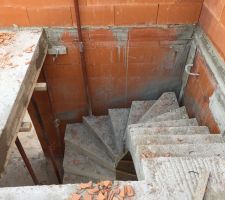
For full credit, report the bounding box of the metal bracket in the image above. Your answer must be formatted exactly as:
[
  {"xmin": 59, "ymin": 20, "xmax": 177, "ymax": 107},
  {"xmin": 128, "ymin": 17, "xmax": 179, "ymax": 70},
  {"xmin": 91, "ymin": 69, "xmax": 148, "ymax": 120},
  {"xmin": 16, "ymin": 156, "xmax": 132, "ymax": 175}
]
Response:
[
  {"xmin": 48, "ymin": 45, "xmax": 67, "ymax": 62},
  {"xmin": 48, "ymin": 45, "xmax": 67, "ymax": 55}
]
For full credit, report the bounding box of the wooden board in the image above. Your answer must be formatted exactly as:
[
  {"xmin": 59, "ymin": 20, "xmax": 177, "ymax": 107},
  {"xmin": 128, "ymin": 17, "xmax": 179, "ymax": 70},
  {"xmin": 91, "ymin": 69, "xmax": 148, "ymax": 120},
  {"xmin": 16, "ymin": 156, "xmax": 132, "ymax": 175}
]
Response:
[{"xmin": 0, "ymin": 29, "xmax": 48, "ymax": 176}]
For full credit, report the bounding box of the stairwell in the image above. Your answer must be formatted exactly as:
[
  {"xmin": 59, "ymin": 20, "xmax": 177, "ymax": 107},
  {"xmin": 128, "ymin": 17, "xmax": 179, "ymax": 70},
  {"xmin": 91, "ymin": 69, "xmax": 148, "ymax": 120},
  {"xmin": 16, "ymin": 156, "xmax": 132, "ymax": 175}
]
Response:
[
  {"xmin": 63, "ymin": 92, "xmax": 225, "ymax": 197},
  {"xmin": 2, "ymin": 0, "xmax": 225, "ymax": 199}
]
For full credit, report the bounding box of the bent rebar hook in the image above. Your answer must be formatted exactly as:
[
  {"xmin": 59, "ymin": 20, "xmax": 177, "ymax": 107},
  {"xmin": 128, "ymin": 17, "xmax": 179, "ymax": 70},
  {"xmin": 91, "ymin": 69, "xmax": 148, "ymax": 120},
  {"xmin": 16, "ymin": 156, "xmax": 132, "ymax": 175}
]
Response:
[{"xmin": 185, "ymin": 64, "xmax": 200, "ymax": 76}]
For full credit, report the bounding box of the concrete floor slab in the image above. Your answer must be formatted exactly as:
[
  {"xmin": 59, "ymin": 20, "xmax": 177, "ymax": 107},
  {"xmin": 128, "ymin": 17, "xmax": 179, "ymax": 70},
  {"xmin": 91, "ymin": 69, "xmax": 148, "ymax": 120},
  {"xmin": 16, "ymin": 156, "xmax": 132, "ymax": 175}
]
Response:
[{"xmin": 0, "ymin": 29, "xmax": 47, "ymax": 175}]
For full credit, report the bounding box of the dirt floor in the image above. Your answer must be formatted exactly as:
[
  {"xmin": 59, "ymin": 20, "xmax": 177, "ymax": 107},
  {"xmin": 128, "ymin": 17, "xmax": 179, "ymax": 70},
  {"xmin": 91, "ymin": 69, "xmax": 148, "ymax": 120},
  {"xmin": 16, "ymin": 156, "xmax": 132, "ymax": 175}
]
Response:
[{"xmin": 0, "ymin": 113, "xmax": 58, "ymax": 187}]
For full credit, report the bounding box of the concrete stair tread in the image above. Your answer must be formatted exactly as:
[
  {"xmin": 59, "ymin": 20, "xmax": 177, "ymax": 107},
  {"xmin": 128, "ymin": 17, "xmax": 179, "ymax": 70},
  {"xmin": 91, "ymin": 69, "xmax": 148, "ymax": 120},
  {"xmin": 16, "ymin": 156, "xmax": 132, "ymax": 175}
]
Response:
[
  {"xmin": 128, "ymin": 126, "xmax": 210, "ymax": 137},
  {"xmin": 83, "ymin": 115, "xmax": 118, "ymax": 159},
  {"xmin": 63, "ymin": 148, "xmax": 115, "ymax": 181},
  {"xmin": 127, "ymin": 118, "xmax": 199, "ymax": 132},
  {"xmin": 127, "ymin": 100, "xmax": 156, "ymax": 126},
  {"xmin": 109, "ymin": 108, "xmax": 130, "ymax": 155},
  {"xmin": 149, "ymin": 106, "xmax": 189, "ymax": 123},
  {"xmin": 65, "ymin": 123, "xmax": 114, "ymax": 169},
  {"xmin": 63, "ymin": 173, "xmax": 98, "ymax": 184},
  {"xmin": 138, "ymin": 92, "xmax": 179, "ymax": 123},
  {"xmin": 127, "ymin": 126, "xmax": 210, "ymax": 152},
  {"xmin": 140, "ymin": 157, "xmax": 225, "ymax": 199},
  {"xmin": 138, "ymin": 143, "xmax": 225, "ymax": 159},
  {"xmin": 130, "ymin": 134, "xmax": 223, "ymax": 152}
]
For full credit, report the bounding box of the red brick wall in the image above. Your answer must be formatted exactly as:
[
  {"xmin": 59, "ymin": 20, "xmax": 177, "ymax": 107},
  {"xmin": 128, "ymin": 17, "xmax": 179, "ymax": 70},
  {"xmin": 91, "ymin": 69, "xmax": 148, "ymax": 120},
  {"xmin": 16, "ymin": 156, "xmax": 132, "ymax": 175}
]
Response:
[
  {"xmin": 0, "ymin": 0, "xmax": 203, "ymax": 26},
  {"xmin": 200, "ymin": 0, "xmax": 225, "ymax": 60},
  {"xmin": 183, "ymin": 51, "xmax": 220, "ymax": 133},
  {"xmin": 183, "ymin": 0, "xmax": 225, "ymax": 134}
]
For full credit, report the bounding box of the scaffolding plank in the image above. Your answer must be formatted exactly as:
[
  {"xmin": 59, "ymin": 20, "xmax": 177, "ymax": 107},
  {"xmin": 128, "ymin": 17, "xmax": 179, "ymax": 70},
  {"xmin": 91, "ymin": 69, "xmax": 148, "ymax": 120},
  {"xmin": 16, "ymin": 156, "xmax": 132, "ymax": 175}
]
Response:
[{"xmin": 0, "ymin": 29, "xmax": 48, "ymax": 176}]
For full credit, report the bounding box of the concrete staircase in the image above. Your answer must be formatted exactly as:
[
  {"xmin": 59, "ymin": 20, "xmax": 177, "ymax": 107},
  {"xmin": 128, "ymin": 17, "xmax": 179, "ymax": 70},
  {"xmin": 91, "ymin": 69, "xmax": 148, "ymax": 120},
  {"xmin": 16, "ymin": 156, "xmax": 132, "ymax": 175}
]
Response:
[{"xmin": 63, "ymin": 92, "xmax": 225, "ymax": 191}]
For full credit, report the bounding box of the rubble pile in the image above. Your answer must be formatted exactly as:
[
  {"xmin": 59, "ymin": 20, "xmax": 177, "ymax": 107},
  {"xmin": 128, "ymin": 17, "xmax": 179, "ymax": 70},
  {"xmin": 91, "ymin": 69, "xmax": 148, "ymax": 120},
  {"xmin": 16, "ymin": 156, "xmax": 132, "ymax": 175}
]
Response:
[{"xmin": 69, "ymin": 181, "xmax": 135, "ymax": 200}]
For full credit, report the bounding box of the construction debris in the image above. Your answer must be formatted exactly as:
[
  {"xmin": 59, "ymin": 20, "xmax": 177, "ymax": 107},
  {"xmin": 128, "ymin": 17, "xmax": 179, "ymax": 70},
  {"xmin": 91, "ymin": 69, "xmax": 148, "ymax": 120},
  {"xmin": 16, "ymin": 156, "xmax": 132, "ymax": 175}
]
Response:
[
  {"xmin": 0, "ymin": 52, "xmax": 13, "ymax": 68},
  {"xmin": 70, "ymin": 193, "xmax": 82, "ymax": 200},
  {"xmin": 0, "ymin": 32, "xmax": 15, "ymax": 46},
  {"xmin": 68, "ymin": 181, "xmax": 135, "ymax": 200},
  {"xmin": 80, "ymin": 181, "xmax": 93, "ymax": 189}
]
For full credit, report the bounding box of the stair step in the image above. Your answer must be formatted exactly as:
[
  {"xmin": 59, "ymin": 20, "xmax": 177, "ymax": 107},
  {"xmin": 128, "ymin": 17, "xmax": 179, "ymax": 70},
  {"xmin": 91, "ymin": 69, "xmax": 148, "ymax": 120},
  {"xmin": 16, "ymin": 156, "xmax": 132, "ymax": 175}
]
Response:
[
  {"xmin": 127, "ymin": 126, "xmax": 212, "ymax": 153},
  {"xmin": 127, "ymin": 100, "xmax": 156, "ymax": 126},
  {"xmin": 138, "ymin": 92, "xmax": 179, "ymax": 123},
  {"xmin": 140, "ymin": 157, "xmax": 225, "ymax": 199},
  {"xmin": 137, "ymin": 143, "xmax": 225, "ymax": 160},
  {"xmin": 83, "ymin": 115, "xmax": 118, "ymax": 160},
  {"xmin": 63, "ymin": 147, "xmax": 115, "ymax": 181},
  {"xmin": 127, "ymin": 118, "xmax": 199, "ymax": 133},
  {"xmin": 63, "ymin": 173, "xmax": 98, "ymax": 184},
  {"xmin": 109, "ymin": 108, "xmax": 130, "ymax": 155},
  {"xmin": 130, "ymin": 134, "xmax": 223, "ymax": 153},
  {"xmin": 149, "ymin": 106, "xmax": 188, "ymax": 123},
  {"xmin": 136, "ymin": 144, "xmax": 225, "ymax": 180},
  {"xmin": 128, "ymin": 125, "xmax": 209, "ymax": 137},
  {"xmin": 65, "ymin": 123, "xmax": 115, "ymax": 170}
]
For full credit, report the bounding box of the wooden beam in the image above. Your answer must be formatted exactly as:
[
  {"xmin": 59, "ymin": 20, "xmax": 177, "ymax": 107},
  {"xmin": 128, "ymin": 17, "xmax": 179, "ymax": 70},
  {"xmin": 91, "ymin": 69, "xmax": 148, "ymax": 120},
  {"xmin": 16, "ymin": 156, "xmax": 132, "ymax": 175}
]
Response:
[
  {"xmin": 34, "ymin": 83, "xmax": 47, "ymax": 92},
  {"xmin": 19, "ymin": 122, "xmax": 32, "ymax": 132},
  {"xmin": 0, "ymin": 29, "xmax": 48, "ymax": 175}
]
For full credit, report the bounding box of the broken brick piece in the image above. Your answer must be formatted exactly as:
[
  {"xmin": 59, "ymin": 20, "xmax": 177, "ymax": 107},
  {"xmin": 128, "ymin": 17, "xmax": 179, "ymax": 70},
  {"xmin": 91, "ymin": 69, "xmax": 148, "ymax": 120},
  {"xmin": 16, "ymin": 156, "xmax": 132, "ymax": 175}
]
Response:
[
  {"xmin": 125, "ymin": 185, "xmax": 135, "ymax": 197},
  {"xmin": 24, "ymin": 47, "xmax": 33, "ymax": 53},
  {"xmin": 83, "ymin": 192, "xmax": 93, "ymax": 200},
  {"xmin": 87, "ymin": 187, "xmax": 99, "ymax": 194},
  {"xmin": 113, "ymin": 187, "xmax": 120, "ymax": 194},
  {"xmin": 96, "ymin": 192, "xmax": 106, "ymax": 200},
  {"xmin": 108, "ymin": 190, "xmax": 115, "ymax": 200},
  {"xmin": 80, "ymin": 181, "xmax": 92, "ymax": 189},
  {"xmin": 69, "ymin": 193, "xmax": 81, "ymax": 200},
  {"xmin": 103, "ymin": 180, "xmax": 112, "ymax": 188},
  {"xmin": 104, "ymin": 191, "xmax": 108, "ymax": 199},
  {"xmin": 119, "ymin": 186, "xmax": 125, "ymax": 198}
]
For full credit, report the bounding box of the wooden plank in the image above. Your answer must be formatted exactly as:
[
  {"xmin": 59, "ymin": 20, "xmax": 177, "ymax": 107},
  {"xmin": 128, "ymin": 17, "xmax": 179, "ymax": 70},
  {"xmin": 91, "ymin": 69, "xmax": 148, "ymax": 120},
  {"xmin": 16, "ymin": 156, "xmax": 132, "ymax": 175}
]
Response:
[
  {"xmin": 34, "ymin": 82, "xmax": 47, "ymax": 92},
  {"xmin": 19, "ymin": 122, "xmax": 32, "ymax": 132},
  {"xmin": 193, "ymin": 170, "xmax": 210, "ymax": 200},
  {"xmin": 0, "ymin": 29, "xmax": 48, "ymax": 176}
]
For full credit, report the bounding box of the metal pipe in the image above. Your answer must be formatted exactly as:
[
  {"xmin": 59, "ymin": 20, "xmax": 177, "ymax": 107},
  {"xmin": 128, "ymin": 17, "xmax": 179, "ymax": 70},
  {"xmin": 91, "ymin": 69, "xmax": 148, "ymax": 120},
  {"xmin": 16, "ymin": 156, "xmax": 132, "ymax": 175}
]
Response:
[
  {"xmin": 15, "ymin": 137, "xmax": 39, "ymax": 185},
  {"xmin": 42, "ymin": 70, "xmax": 64, "ymax": 154},
  {"xmin": 31, "ymin": 97, "xmax": 62, "ymax": 184},
  {"xmin": 74, "ymin": 0, "xmax": 93, "ymax": 116}
]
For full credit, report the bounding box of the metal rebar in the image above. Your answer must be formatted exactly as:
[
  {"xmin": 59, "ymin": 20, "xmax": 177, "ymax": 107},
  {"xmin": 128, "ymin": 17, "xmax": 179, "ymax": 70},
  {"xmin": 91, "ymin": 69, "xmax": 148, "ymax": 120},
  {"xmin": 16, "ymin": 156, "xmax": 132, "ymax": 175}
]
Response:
[
  {"xmin": 15, "ymin": 137, "xmax": 39, "ymax": 185},
  {"xmin": 74, "ymin": 0, "xmax": 93, "ymax": 116}
]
